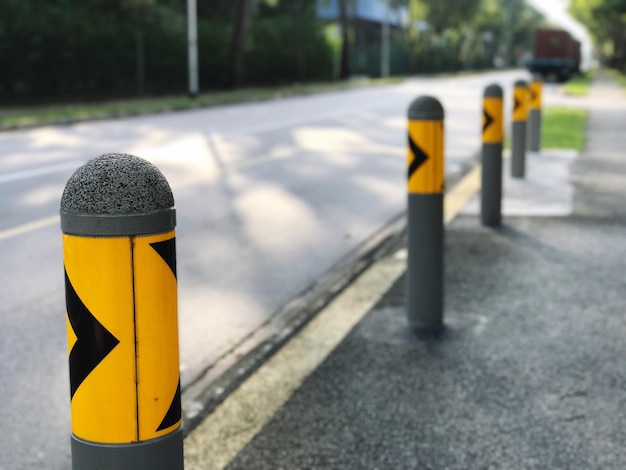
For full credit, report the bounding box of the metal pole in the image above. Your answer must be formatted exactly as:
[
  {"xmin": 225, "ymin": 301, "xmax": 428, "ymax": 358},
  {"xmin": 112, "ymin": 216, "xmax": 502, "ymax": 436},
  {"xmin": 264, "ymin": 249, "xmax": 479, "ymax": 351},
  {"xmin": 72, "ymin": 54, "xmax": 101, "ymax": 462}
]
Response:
[
  {"xmin": 406, "ymin": 96, "xmax": 445, "ymax": 336},
  {"xmin": 187, "ymin": 0, "xmax": 199, "ymax": 97},
  {"xmin": 61, "ymin": 154, "xmax": 183, "ymax": 470},
  {"xmin": 528, "ymin": 80, "xmax": 542, "ymax": 152},
  {"xmin": 511, "ymin": 80, "xmax": 529, "ymax": 178},
  {"xmin": 481, "ymin": 83, "xmax": 504, "ymax": 226}
]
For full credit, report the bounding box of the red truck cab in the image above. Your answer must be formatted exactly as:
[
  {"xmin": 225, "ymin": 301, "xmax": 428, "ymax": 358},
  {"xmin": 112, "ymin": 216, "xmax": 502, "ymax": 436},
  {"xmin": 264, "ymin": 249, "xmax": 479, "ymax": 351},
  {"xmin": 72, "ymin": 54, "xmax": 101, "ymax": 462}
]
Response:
[{"xmin": 525, "ymin": 28, "xmax": 581, "ymax": 82}]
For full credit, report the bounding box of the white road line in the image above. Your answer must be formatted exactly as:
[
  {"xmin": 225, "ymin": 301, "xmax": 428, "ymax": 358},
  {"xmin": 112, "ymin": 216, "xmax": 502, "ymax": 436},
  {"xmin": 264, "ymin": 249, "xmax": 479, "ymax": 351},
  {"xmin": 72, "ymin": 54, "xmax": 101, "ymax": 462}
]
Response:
[
  {"xmin": 0, "ymin": 215, "xmax": 59, "ymax": 241},
  {"xmin": 0, "ymin": 161, "xmax": 80, "ymax": 184}
]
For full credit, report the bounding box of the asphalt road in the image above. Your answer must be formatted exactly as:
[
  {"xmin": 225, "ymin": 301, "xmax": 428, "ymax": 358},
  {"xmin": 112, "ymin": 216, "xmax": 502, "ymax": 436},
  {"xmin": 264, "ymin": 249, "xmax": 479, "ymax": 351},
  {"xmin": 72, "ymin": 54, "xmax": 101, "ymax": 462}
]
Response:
[{"xmin": 1, "ymin": 69, "xmax": 539, "ymax": 470}]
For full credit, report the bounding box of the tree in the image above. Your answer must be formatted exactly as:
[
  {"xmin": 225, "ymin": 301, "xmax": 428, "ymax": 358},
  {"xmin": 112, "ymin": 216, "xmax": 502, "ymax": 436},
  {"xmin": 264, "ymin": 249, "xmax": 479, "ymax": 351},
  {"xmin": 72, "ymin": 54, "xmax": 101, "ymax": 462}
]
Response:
[
  {"xmin": 571, "ymin": 0, "xmax": 626, "ymax": 69},
  {"xmin": 338, "ymin": 0, "xmax": 352, "ymax": 79},
  {"xmin": 275, "ymin": 0, "xmax": 320, "ymax": 81},
  {"xmin": 228, "ymin": 0, "xmax": 253, "ymax": 87},
  {"xmin": 125, "ymin": 0, "xmax": 152, "ymax": 96}
]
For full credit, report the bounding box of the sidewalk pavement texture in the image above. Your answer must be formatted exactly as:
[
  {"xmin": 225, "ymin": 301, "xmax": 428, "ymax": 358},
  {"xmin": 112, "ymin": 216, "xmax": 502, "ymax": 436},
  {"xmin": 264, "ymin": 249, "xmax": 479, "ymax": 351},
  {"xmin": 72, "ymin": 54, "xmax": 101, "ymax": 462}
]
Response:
[{"xmin": 185, "ymin": 76, "xmax": 626, "ymax": 469}]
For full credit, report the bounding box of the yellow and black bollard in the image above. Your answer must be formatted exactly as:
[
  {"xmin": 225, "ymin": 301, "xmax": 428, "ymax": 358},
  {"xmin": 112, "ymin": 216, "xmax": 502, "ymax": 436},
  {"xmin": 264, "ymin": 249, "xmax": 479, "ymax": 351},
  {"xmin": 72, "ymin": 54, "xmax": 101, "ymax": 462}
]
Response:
[
  {"xmin": 406, "ymin": 96, "xmax": 444, "ymax": 335},
  {"xmin": 528, "ymin": 80, "xmax": 543, "ymax": 152},
  {"xmin": 511, "ymin": 80, "xmax": 529, "ymax": 178},
  {"xmin": 61, "ymin": 154, "xmax": 183, "ymax": 470},
  {"xmin": 481, "ymin": 83, "xmax": 504, "ymax": 226}
]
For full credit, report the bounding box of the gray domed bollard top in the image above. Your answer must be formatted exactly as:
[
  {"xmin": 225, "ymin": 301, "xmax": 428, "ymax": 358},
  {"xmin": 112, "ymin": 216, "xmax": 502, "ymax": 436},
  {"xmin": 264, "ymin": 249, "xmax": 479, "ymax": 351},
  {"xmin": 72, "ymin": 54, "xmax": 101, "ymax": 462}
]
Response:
[
  {"xmin": 511, "ymin": 80, "xmax": 529, "ymax": 178},
  {"xmin": 61, "ymin": 154, "xmax": 183, "ymax": 470},
  {"xmin": 406, "ymin": 96, "xmax": 445, "ymax": 336},
  {"xmin": 481, "ymin": 84, "xmax": 504, "ymax": 226}
]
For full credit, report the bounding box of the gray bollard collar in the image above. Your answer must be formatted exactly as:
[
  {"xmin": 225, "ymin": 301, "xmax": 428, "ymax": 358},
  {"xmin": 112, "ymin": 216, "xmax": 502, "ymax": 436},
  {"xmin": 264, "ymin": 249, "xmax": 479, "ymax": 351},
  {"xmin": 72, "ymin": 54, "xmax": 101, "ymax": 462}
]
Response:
[{"xmin": 61, "ymin": 153, "xmax": 176, "ymax": 236}]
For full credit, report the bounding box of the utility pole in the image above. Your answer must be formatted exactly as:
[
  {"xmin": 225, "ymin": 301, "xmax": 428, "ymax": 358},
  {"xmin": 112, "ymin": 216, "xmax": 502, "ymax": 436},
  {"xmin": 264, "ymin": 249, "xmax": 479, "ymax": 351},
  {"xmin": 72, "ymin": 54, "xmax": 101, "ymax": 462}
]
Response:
[{"xmin": 187, "ymin": 0, "xmax": 199, "ymax": 97}]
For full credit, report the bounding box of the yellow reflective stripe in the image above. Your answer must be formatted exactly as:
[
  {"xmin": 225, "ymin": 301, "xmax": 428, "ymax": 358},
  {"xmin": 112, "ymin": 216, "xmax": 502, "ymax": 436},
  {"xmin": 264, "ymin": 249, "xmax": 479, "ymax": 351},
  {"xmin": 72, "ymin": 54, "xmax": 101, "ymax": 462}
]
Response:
[
  {"xmin": 513, "ymin": 86, "xmax": 529, "ymax": 121},
  {"xmin": 63, "ymin": 230, "xmax": 181, "ymax": 444},
  {"xmin": 134, "ymin": 231, "xmax": 181, "ymax": 440},
  {"xmin": 530, "ymin": 81, "xmax": 542, "ymax": 109},
  {"xmin": 407, "ymin": 120, "xmax": 444, "ymax": 194},
  {"xmin": 64, "ymin": 235, "xmax": 137, "ymax": 443},
  {"xmin": 483, "ymin": 97, "xmax": 504, "ymax": 144}
]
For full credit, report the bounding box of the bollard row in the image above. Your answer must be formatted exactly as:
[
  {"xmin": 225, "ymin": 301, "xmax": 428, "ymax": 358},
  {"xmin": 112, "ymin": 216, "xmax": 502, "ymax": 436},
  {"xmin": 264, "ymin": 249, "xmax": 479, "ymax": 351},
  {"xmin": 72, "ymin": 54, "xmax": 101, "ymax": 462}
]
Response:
[
  {"xmin": 60, "ymin": 80, "xmax": 542, "ymax": 466},
  {"xmin": 406, "ymin": 78, "xmax": 542, "ymax": 332}
]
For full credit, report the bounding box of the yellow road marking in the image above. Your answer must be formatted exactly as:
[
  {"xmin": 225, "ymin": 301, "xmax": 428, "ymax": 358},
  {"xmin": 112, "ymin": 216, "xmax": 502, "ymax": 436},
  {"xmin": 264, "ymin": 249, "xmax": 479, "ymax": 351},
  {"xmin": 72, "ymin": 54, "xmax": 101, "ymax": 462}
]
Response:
[
  {"xmin": 184, "ymin": 164, "xmax": 482, "ymax": 469},
  {"xmin": 0, "ymin": 215, "xmax": 59, "ymax": 241},
  {"xmin": 444, "ymin": 166, "xmax": 481, "ymax": 224}
]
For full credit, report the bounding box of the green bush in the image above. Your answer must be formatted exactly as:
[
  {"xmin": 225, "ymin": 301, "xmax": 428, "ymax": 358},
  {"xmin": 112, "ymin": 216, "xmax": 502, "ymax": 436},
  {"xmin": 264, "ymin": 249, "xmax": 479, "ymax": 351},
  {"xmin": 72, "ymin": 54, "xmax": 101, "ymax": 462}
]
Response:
[
  {"xmin": 197, "ymin": 21, "xmax": 232, "ymax": 90},
  {"xmin": 0, "ymin": 2, "xmax": 333, "ymax": 103},
  {"xmin": 0, "ymin": 2, "xmax": 189, "ymax": 102}
]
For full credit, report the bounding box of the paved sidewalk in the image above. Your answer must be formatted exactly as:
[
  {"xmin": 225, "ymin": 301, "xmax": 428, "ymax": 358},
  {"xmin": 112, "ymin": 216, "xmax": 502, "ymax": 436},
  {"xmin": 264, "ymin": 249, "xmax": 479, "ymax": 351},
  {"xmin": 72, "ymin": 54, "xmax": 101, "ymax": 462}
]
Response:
[{"xmin": 187, "ymin": 76, "xmax": 626, "ymax": 469}]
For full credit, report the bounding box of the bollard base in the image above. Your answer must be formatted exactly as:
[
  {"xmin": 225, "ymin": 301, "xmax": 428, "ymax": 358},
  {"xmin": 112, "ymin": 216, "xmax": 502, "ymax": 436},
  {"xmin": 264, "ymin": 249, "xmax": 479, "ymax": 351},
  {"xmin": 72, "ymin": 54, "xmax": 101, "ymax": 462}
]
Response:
[
  {"xmin": 511, "ymin": 121, "xmax": 527, "ymax": 178},
  {"xmin": 481, "ymin": 142, "xmax": 503, "ymax": 227},
  {"xmin": 71, "ymin": 428, "xmax": 184, "ymax": 470},
  {"xmin": 528, "ymin": 109, "xmax": 541, "ymax": 152},
  {"xmin": 411, "ymin": 323, "xmax": 446, "ymax": 340},
  {"xmin": 407, "ymin": 193, "xmax": 444, "ymax": 330}
]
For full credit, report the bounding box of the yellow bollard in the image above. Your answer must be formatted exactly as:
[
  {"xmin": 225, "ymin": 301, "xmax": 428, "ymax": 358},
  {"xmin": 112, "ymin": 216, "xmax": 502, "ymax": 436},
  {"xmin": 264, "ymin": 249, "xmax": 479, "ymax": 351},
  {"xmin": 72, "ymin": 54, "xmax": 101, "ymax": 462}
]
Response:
[
  {"xmin": 481, "ymin": 83, "xmax": 504, "ymax": 226},
  {"xmin": 61, "ymin": 153, "xmax": 183, "ymax": 470},
  {"xmin": 406, "ymin": 96, "xmax": 445, "ymax": 336},
  {"xmin": 528, "ymin": 80, "xmax": 543, "ymax": 152},
  {"xmin": 511, "ymin": 80, "xmax": 529, "ymax": 178}
]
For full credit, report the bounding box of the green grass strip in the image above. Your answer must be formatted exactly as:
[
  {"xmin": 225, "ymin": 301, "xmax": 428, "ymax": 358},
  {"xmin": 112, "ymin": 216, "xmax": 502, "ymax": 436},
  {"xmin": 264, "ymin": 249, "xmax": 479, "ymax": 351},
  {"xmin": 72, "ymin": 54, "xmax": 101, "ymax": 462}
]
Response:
[
  {"xmin": 541, "ymin": 107, "xmax": 588, "ymax": 150},
  {"xmin": 0, "ymin": 77, "xmax": 404, "ymax": 130},
  {"xmin": 562, "ymin": 73, "xmax": 593, "ymax": 97},
  {"xmin": 505, "ymin": 106, "xmax": 588, "ymax": 151}
]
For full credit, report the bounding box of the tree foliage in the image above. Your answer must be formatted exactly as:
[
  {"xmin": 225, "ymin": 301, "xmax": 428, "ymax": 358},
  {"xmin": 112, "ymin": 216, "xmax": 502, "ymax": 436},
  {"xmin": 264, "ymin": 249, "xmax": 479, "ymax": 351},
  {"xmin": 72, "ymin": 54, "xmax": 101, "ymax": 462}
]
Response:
[
  {"xmin": 0, "ymin": 0, "xmax": 334, "ymax": 102},
  {"xmin": 0, "ymin": 0, "xmax": 547, "ymax": 104},
  {"xmin": 385, "ymin": 0, "xmax": 542, "ymax": 74},
  {"xmin": 570, "ymin": 0, "xmax": 626, "ymax": 69}
]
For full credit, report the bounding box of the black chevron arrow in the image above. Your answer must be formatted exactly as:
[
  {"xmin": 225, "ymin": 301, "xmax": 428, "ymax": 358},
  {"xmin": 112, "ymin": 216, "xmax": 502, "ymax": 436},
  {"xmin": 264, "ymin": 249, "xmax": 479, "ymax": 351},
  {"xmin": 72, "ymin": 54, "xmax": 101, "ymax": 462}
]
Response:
[
  {"xmin": 150, "ymin": 238, "xmax": 176, "ymax": 279},
  {"xmin": 514, "ymin": 96, "xmax": 521, "ymax": 111},
  {"xmin": 65, "ymin": 269, "xmax": 120, "ymax": 399},
  {"xmin": 483, "ymin": 108, "xmax": 494, "ymax": 133},
  {"xmin": 157, "ymin": 380, "xmax": 182, "ymax": 431},
  {"xmin": 408, "ymin": 134, "xmax": 428, "ymax": 179},
  {"xmin": 150, "ymin": 237, "xmax": 182, "ymax": 432}
]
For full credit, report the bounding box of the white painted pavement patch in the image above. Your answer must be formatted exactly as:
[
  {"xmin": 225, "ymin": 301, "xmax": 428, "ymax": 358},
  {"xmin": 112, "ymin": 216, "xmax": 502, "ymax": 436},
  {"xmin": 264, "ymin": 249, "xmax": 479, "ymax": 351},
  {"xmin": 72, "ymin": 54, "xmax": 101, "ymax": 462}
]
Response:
[{"xmin": 462, "ymin": 149, "xmax": 579, "ymax": 217}]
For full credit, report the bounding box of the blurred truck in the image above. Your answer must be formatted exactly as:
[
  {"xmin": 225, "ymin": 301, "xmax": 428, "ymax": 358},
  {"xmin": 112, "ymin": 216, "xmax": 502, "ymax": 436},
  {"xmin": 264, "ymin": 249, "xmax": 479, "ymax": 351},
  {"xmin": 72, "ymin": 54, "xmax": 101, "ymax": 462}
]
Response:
[{"xmin": 525, "ymin": 29, "xmax": 581, "ymax": 82}]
